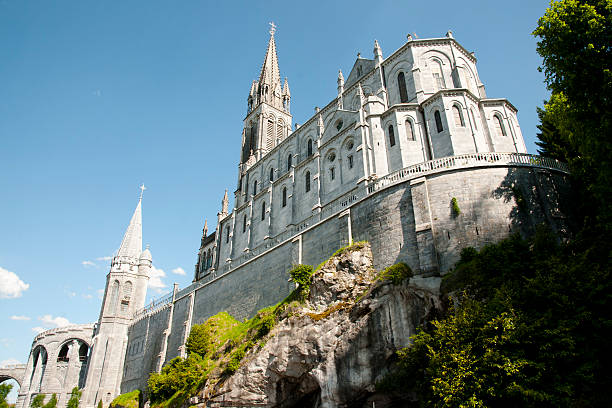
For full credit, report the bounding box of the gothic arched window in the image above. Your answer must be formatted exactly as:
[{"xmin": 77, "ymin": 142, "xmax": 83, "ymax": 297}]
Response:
[
  {"xmin": 388, "ymin": 125, "xmax": 396, "ymax": 147},
  {"xmin": 287, "ymin": 153, "xmax": 292, "ymax": 171},
  {"xmin": 452, "ymin": 105, "xmax": 464, "ymax": 127},
  {"xmin": 261, "ymin": 202, "xmax": 266, "ymax": 221},
  {"xmin": 226, "ymin": 226, "xmax": 230, "ymax": 243},
  {"xmin": 243, "ymin": 215, "xmax": 247, "ymax": 233},
  {"xmin": 305, "ymin": 171, "xmax": 311, "ymax": 193},
  {"xmin": 253, "ymin": 180, "xmax": 257, "ymax": 195},
  {"xmin": 307, "ymin": 139, "xmax": 313, "ymax": 157},
  {"xmin": 269, "ymin": 168, "xmax": 274, "ymax": 182},
  {"xmin": 282, "ymin": 187, "xmax": 287, "ymax": 207},
  {"xmin": 494, "ymin": 114, "xmax": 506, "ymax": 137},
  {"xmin": 108, "ymin": 280, "xmax": 119, "ymax": 315},
  {"xmin": 405, "ymin": 120, "xmax": 415, "ymax": 141},
  {"xmin": 434, "ymin": 110, "xmax": 443, "ymax": 133},
  {"xmin": 57, "ymin": 344, "xmax": 69, "ymax": 362},
  {"xmin": 398, "ymin": 72, "xmax": 408, "ymax": 103}
]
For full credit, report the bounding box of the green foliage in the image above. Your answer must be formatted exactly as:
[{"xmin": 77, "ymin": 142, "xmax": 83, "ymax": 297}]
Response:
[
  {"xmin": 533, "ymin": 0, "xmax": 612, "ymax": 230},
  {"xmin": 288, "ymin": 264, "xmax": 314, "ymax": 299},
  {"xmin": 42, "ymin": 395, "xmax": 57, "ymax": 408},
  {"xmin": 66, "ymin": 388, "xmax": 81, "ymax": 408},
  {"xmin": 224, "ymin": 347, "xmax": 246, "ymax": 375},
  {"xmin": 314, "ymin": 241, "xmax": 368, "ymax": 272},
  {"xmin": 377, "ymin": 262, "xmax": 412, "ymax": 285},
  {"xmin": 148, "ymin": 355, "xmax": 207, "ymax": 404},
  {"xmin": 109, "ymin": 390, "xmax": 140, "ymax": 408},
  {"xmin": 0, "ymin": 383, "xmax": 11, "ymax": 408},
  {"xmin": 30, "ymin": 395, "xmax": 45, "ymax": 408},
  {"xmin": 450, "ymin": 197, "xmax": 460, "ymax": 216},
  {"xmin": 95, "ymin": 400, "xmax": 102, "ymax": 408},
  {"xmin": 383, "ymin": 228, "xmax": 612, "ymax": 407}
]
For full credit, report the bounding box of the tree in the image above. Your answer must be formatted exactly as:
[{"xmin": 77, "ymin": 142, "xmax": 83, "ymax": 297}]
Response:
[
  {"xmin": 533, "ymin": 0, "xmax": 612, "ymax": 229},
  {"xmin": 42, "ymin": 394, "xmax": 57, "ymax": 408},
  {"xmin": 96, "ymin": 399, "xmax": 103, "ymax": 408},
  {"xmin": 185, "ymin": 324, "xmax": 211, "ymax": 357},
  {"xmin": 66, "ymin": 388, "xmax": 81, "ymax": 408},
  {"xmin": 30, "ymin": 394, "xmax": 45, "ymax": 408},
  {"xmin": 0, "ymin": 383, "xmax": 12, "ymax": 408}
]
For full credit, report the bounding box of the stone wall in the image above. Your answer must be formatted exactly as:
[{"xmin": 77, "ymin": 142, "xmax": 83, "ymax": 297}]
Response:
[{"xmin": 120, "ymin": 164, "xmax": 570, "ymax": 395}]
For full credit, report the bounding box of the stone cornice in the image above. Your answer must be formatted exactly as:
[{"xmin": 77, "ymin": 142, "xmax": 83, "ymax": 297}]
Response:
[
  {"xmin": 480, "ymin": 98, "xmax": 518, "ymax": 113},
  {"xmin": 421, "ymin": 88, "xmax": 481, "ymax": 108}
]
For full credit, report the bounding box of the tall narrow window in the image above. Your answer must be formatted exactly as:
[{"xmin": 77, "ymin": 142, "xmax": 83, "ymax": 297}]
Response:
[
  {"xmin": 388, "ymin": 125, "xmax": 396, "ymax": 147},
  {"xmin": 250, "ymin": 123, "xmax": 257, "ymax": 153},
  {"xmin": 266, "ymin": 120, "xmax": 274, "ymax": 151},
  {"xmin": 276, "ymin": 122, "xmax": 283, "ymax": 143},
  {"xmin": 434, "ymin": 110, "xmax": 443, "ymax": 133},
  {"xmin": 471, "ymin": 108, "xmax": 478, "ymax": 130},
  {"xmin": 108, "ymin": 280, "xmax": 119, "ymax": 315},
  {"xmin": 305, "ymin": 171, "xmax": 311, "ymax": 192},
  {"xmin": 269, "ymin": 168, "xmax": 274, "ymax": 182},
  {"xmin": 452, "ymin": 105, "xmax": 464, "ymax": 127},
  {"xmin": 348, "ymin": 155, "xmax": 354, "ymax": 169},
  {"xmin": 282, "ymin": 187, "xmax": 287, "ymax": 207},
  {"xmin": 307, "ymin": 139, "xmax": 313, "ymax": 157},
  {"xmin": 121, "ymin": 282, "xmax": 132, "ymax": 313},
  {"xmin": 330, "ymin": 167, "xmax": 335, "ymax": 181},
  {"xmin": 253, "ymin": 180, "xmax": 257, "ymax": 195},
  {"xmin": 494, "ymin": 114, "xmax": 506, "ymax": 136},
  {"xmin": 243, "ymin": 215, "xmax": 247, "ymax": 233},
  {"xmin": 261, "ymin": 202, "xmax": 266, "ymax": 220},
  {"xmin": 432, "ymin": 60, "xmax": 445, "ymax": 91},
  {"xmin": 397, "ymin": 72, "xmax": 408, "ymax": 103},
  {"xmin": 287, "ymin": 154, "xmax": 292, "ymax": 171},
  {"xmin": 405, "ymin": 120, "xmax": 415, "ymax": 141},
  {"xmin": 226, "ymin": 226, "xmax": 230, "ymax": 243}
]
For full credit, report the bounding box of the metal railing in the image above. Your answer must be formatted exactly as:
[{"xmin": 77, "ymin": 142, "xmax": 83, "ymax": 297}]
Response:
[{"xmin": 133, "ymin": 291, "xmax": 173, "ymax": 320}]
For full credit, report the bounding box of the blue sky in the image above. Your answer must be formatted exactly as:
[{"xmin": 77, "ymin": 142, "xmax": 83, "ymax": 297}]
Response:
[{"xmin": 0, "ymin": 0, "xmax": 551, "ymax": 399}]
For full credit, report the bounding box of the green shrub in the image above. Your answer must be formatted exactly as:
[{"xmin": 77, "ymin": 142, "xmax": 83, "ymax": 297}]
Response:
[
  {"xmin": 378, "ymin": 262, "xmax": 412, "ymax": 285},
  {"xmin": 288, "ymin": 264, "xmax": 314, "ymax": 299},
  {"xmin": 109, "ymin": 390, "xmax": 140, "ymax": 408},
  {"xmin": 451, "ymin": 197, "xmax": 461, "ymax": 216},
  {"xmin": 147, "ymin": 355, "xmax": 206, "ymax": 403},
  {"xmin": 66, "ymin": 388, "xmax": 81, "ymax": 408},
  {"xmin": 42, "ymin": 395, "xmax": 57, "ymax": 408},
  {"xmin": 224, "ymin": 348, "xmax": 246, "ymax": 375},
  {"xmin": 95, "ymin": 400, "xmax": 102, "ymax": 408},
  {"xmin": 30, "ymin": 395, "xmax": 45, "ymax": 408}
]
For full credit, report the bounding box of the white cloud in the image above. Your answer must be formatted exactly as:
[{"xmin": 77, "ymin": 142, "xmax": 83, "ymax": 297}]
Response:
[
  {"xmin": 97, "ymin": 289, "xmax": 104, "ymax": 299},
  {"xmin": 148, "ymin": 266, "xmax": 167, "ymax": 294},
  {"xmin": 10, "ymin": 315, "xmax": 30, "ymax": 321},
  {"xmin": 0, "ymin": 358, "xmax": 21, "ymax": 368},
  {"xmin": 82, "ymin": 294, "xmax": 93, "ymax": 299},
  {"xmin": 81, "ymin": 260, "xmax": 97, "ymax": 268},
  {"xmin": 0, "ymin": 267, "xmax": 29, "ymax": 299},
  {"xmin": 96, "ymin": 256, "xmax": 112, "ymax": 262},
  {"xmin": 31, "ymin": 327, "xmax": 46, "ymax": 334},
  {"xmin": 39, "ymin": 314, "xmax": 71, "ymax": 328},
  {"xmin": 171, "ymin": 267, "xmax": 186, "ymax": 276}
]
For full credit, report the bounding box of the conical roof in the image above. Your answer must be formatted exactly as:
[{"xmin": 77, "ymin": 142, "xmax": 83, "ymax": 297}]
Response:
[
  {"xmin": 258, "ymin": 32, "xmax": 281, "ymax": 89},
  {"xmin": 116, "ymin": 198, "xmax": 142, "ymax": 259}
]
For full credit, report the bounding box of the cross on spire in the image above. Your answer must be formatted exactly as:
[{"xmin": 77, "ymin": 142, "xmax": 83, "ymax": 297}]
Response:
[
  {"xmin": 269, "ymin": 21, "xmax": 276, "ymax": 36},
  {"xmin": 139, "ymin": 184, "xmax": 146, "ymax": 200}
]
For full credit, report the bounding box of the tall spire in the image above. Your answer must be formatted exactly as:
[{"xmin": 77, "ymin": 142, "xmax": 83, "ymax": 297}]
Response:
[
  {"xmin": 116, "ymin": 193, "xmax": 143, "ymax": 260},
  {"xmin": 221, "ymin": 189, "xmax": 229, "ymax": 214},
  {"xmin": 257, "ymin": 23, "xmax": 283, "ymax": 108}
]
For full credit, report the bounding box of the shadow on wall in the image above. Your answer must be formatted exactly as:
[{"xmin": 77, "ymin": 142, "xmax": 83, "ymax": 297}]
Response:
[{"xmin": 492, "ymin": 167, "xmax": 574, "ymax": 240}]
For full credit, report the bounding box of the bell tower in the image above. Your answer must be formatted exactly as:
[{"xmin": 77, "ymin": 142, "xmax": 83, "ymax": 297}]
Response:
[
  {"xmin": 82, "ymin": 186, "xmax": 151, "ymax": 408},
  {"xmin": 238, "ymin": 24, "xmax": 292, "ymax": 202}
]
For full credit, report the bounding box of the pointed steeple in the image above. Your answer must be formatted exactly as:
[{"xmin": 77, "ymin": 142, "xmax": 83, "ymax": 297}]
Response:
[
  {"xmin": 373, "ymin": 39, "xmax": 383, "ymax": 64},
  {"xmin": 282, "ymin": 77, "xmax": 290, "ymax": 97},
  {"xmin": 221, "ymin": 189, "xmax": 229, "ymax": 214},
  {"xmin": 116, "ymin": 197, "xmax": 143, "ymax": 260},
  {"xmin": 258, "ymin": 28, "xmax": 281, "ymax": 95}
]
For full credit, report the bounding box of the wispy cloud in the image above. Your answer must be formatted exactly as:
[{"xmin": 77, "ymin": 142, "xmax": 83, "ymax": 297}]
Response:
[
  {"xmin": 10, "ymin": 315, "xmax": 30, "ymax": 321},
  {"xmin": 148, "ymin": 266, "xmax": 167, "ymax": 294},
  {"xmin": 39, "ymin": 314, "xmax": 71, "ymax": 328},
  {"xmin": 81, "ymin": 260, "xmax": 98, "ymax": 268},
  {"xmin": 171, "ymin": 267, "xmax": 186, "ymax": 276},
  {"xmin": 97, "ymin": 289, "xmax": 104, "ymax": 300},
  {"xmin": 82, "ymin": 294, "xmax": 93, "ymax": 299},
  {"xmin": 31, "ymin": 327, "xmax": 46, "ymax": 334},
  {"xmin": 96, "ymin": 256, "xmax": 112, "ymax": 262},
  {"xmin": 0, "ymin": 267, "xmax": 29, "ymax": 299}
]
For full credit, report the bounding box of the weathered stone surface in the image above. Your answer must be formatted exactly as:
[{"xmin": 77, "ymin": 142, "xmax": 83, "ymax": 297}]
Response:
[{"xmin": 209, "ymin": 243, "xmax": 441, "ymax": 408}]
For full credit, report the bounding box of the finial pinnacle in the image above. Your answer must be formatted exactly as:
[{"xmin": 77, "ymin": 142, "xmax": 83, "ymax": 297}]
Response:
[
  {"xmin": 269, "ymin": 22, "xmax": 276, "ymax": 36},
  {"xmin": 139, "ymin": 184, "xmax": 147, "ymax": 200}
]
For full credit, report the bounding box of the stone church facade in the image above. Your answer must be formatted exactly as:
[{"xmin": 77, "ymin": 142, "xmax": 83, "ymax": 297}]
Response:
[{"xmin": 6, "ymin": 29, "xmax": 570, "ymax": 408}]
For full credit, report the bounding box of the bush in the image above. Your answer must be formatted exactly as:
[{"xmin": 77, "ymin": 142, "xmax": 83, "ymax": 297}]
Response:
[
  {"xmin": 451, "ymin": 197, "xmax": 461, "ymax": 216},
  {"xmin": 66, "ymin": 388, "xmax": 81, "ymax": 408},
  {"xmin": 109, "ymin": 390, "xmax": 140, "ymax": 408},
  {"xmin": 288, "ymin": 264, "xmax": 314, "ymax": 299},
  {"xmin": 43, "ymin": 395, "xmax": 57, "ymax": 408},
  {"xmin": 224, "ymin": 348, "xmax": 246, "ymax": 375},
  {"xmin": 147, "ymin": 355, "xmax": 206, "ymax": 403},
  {"xmin": 378, "ymin": 262, "xmax": 412, "ymax": 285},
  {"xmin": 30, "ymin": 394, "xmax": 45, "ymax": 408}
]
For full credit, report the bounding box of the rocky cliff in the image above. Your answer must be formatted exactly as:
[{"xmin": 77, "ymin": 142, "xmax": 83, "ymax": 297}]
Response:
[{"xmin": 201, "ymin": 243, "xmax": 442, "ymax": 408}]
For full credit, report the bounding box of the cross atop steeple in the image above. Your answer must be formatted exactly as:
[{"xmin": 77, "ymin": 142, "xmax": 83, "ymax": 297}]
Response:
[
  {"xmin": 269, "ymin": 21, "xmax": 276, "ymax": 36},
  {"xmin": 139, "ymin": 184, "xmax": 146, "ymax": 200}
]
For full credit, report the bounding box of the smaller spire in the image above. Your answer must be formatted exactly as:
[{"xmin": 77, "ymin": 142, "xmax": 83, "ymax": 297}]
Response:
[
  {"xmin": 317, "ymin": 113, "xmax": 325, "ymax": 137},
  {"xmin": 203, "ymin": 219, "xmax": 208, "ymax": 237},
  {"xmin": 337, "ymin": 70, "xmax": 345, "ymax": 110},
  {"xmin": 282, "ymin": 77, "xmax": 290, "ymax": 97},
  {"xmin": 373, "ymin": 40, "xmax": 383, "ymax": 63},
  {"xmin": 221, "ymin": 190, "xmax": 229, "ymax": 214},
  {"xmin": 358, "ymin": 82, "xmax": 365, "ymax": 103}
]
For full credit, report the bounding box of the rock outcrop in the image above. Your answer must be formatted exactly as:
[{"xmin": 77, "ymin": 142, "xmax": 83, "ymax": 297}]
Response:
[{"xmin": 207, "ymin": 243, "xmax": 441, "ymax": 408}]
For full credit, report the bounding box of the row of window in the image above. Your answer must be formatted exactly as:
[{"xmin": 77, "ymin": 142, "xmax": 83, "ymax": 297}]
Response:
[{"xmin": 387, "ymin": 108, "xmax": 508, "ymax": 147}]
